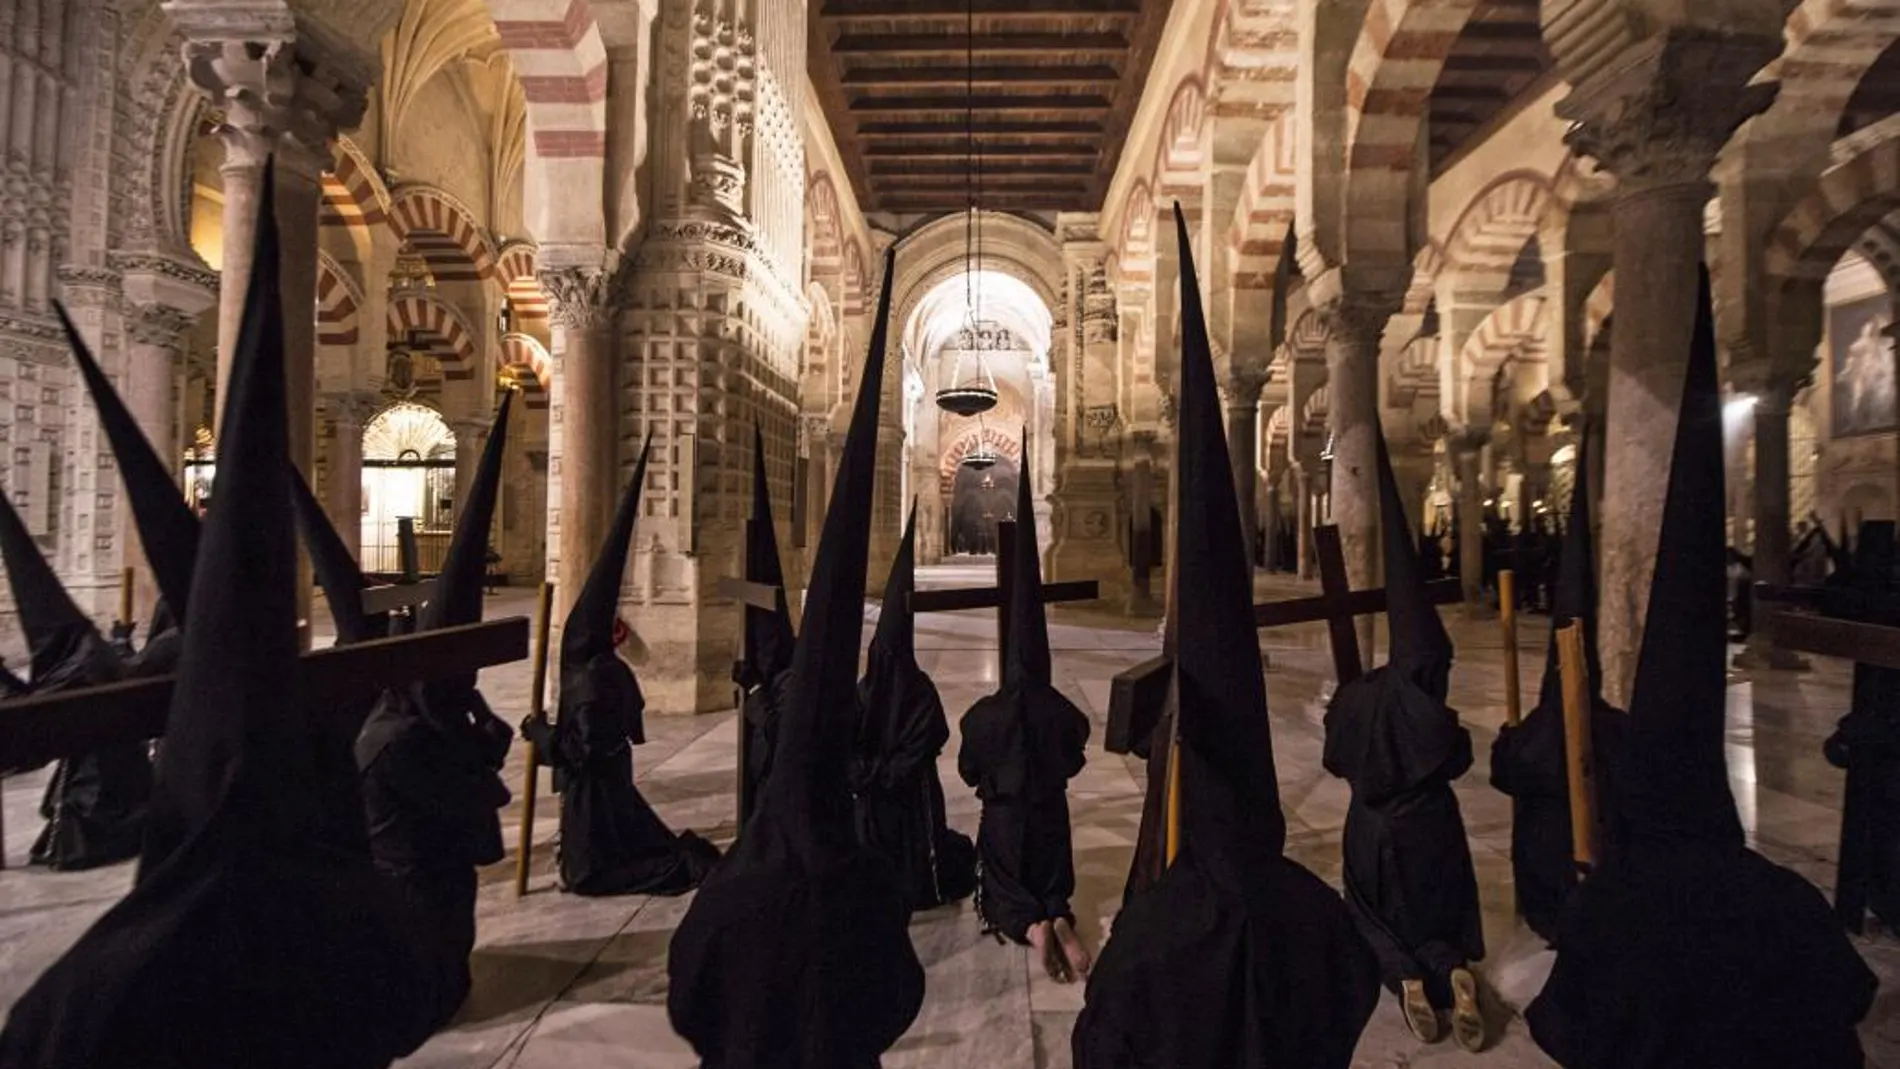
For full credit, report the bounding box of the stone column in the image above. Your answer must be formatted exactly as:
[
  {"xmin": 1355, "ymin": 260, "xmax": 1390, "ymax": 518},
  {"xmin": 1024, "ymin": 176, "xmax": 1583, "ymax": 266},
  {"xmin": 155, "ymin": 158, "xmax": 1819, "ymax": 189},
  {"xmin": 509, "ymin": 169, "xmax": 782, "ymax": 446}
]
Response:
[
  {"xmin": 1451, "ymin": 430, "xmax": 1489, "ymax": 616},
  {"xmin": 450, "ymin": 416, "xmax": 491, "ymax": 525},
  {"xmin": 542, "ymin": 265, "xmax": 620, "ymax": 625},
  {"xmin": 1294, "ymin": 465, "xmax": 1315, "ymax": 580},
  {"xmin": 1735, "ymin": 377, "xmax": 1808, "ymax": 669},
  {"xmin": 1223, "ymin": 371, "xmax": 1268, "ymax": 567},
  {"xmin": 321, "ymin": 392, "xmax": 377, "ymax": 562},
  {"xmin": 1556, "ymin": 31, "xmax": 1779, "ymax": 704},
  {"xmin": 120, "ymin": 304, "xmax": 196, "ymax": 616},
  {"xmin": 1318, "ymin": 294, "xmax": 1395, "ymax": 651}
]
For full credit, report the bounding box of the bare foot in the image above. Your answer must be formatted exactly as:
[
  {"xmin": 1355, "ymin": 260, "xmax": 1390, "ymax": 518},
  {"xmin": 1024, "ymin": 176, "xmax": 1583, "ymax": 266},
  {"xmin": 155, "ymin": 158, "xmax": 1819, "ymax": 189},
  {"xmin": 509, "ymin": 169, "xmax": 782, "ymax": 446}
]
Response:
[
  {"xmin": 1052, "ymin": 916, "xmax": 1093, "ymax": 980},
  {"xmin": 1028, "ymin": 921, "xmax": 1073, "ymax": 983}
]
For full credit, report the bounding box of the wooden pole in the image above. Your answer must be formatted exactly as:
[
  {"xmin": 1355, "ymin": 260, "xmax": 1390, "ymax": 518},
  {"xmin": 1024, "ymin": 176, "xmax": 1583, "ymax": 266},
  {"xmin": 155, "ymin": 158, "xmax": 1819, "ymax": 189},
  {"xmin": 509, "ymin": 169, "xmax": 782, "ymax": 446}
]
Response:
[
  {"xmin": 1500, "ymin": 570, "xmax": 1521, "ymax": 726},
  {"xmin": 1557, "ymin": 622, "xmax": 1599, "ymax": 871},
  {"xmin": 118, "ymin": 567, "xmax": 135, "ymax": 627},
  {"xmin": 1163, "ymin": 715, "xmax": 1182, "ymax": 866},
  {"xmin": 514, "ymin": 580, "xmax": 555, "ymax": 898}
]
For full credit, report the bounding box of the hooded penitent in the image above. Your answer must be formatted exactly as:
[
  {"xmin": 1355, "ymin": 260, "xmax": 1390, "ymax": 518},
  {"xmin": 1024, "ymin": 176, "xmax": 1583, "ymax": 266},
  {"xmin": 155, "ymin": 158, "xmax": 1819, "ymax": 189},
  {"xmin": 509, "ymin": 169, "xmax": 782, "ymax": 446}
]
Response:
[
  {"xmin": 956, "ymin": 438, "xmax": 1091, "ymax": 944},
  {"xmin": 291, "ymin": 467, "xmax": 387, "ymax": 648},
  {"xmin": 1822, "ymin": 521, "xmax": 1900, "ymax": 931},
  {"xmin": 522, "ymin": 430, "xmax": 721, "ymax": 897},
  {"xmin": 668, "ymin": 249, "xmax": 925, "ymax": 1069},
  {"xmin": 57, "ymin": 304, "xmax": 199, "ymax": 630},
  {"xmin": 1319, "ymin": 415, "xmax": 1484, "ymax": 1007},
  {"xmin": 1489, "ymin": 427, "xmax": 1629, "ymax": 941},
  {"xmin": 1526, "ymin": 269, "xmax": 1876, "ymax": 1069},
  {"xmin": 0, "ymin": 491, "xmax": 148, "ymax": 871},
  {"xmin": 1073, "ymin": 205, "xmax": 1379, "ymax": 1069},
  {"xmin": 354, "ymin": 389, "xmax": 515, "ymax": 1032},
  {"xmin": 853, "ymin": 502, "xmax": 978, "ymax": 911},
  {"xmin": 0, "ymin": 164, "xmax": 439, "ymax": 1069},
  {"xmin": 739, "ymin": 424, "xmax": 797, "ymax": 822}
]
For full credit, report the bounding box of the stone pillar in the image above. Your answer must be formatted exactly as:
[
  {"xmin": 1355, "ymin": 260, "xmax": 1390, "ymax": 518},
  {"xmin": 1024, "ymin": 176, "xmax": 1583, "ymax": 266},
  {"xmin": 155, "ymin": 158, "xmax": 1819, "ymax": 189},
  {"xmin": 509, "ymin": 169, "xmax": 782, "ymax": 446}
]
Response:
[
  {"xmin": 1294, "ymin": 465, "xmax": 1315, "ymax": 581},
  {"xmin": 1451, "ymin": 430, "xmax": 1488, "ymax": 615},
  {"xmin": 1223, "ymin": 372, "xmax": 1268, "ymax": 567},
  {"xmin": 321, "ymin": 392, "xmax": 377, "ymax": 562},
  {"xmin": 119, "ymin": 304, "xmax": 196, "ymax": 615},
  {"xmin": 1735, "ymin": 377, "xmax": 1809, "ymax": 669},
  {"xmin": 1556, "ymin": 31, "xmax": 1779, "ymax": 704},
  {"xmin": 1318, "ymin": 295, "xmax": 1395, "ymax": 651},
  {"xmin": 450, "ymin": 416, "xmax": 490, "ymax": 525},
  {"xmin": 542, "ymin": 265, "xmax": 620, "ymax": 627}
]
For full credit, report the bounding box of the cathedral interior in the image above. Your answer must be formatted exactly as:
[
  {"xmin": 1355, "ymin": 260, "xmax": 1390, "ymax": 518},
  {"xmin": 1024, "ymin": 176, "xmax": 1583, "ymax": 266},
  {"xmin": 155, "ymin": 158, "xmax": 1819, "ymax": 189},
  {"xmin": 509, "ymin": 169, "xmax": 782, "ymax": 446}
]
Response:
[{"xmin": 5, "ymin": 0, "xmax": 1900, "ymax": 1065}]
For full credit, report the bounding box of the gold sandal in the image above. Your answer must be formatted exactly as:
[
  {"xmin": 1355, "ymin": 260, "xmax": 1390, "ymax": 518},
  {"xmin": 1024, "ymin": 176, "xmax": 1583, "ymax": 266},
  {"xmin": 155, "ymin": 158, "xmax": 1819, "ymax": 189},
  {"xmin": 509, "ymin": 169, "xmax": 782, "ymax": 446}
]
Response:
[
  {"xmin": 1401, "ymin": 979, "xmax": 1441, "ymax": 1043},
  {"xmin": 1450, "ymin": 967, "xmax": 1486, "ymax": 1053}
]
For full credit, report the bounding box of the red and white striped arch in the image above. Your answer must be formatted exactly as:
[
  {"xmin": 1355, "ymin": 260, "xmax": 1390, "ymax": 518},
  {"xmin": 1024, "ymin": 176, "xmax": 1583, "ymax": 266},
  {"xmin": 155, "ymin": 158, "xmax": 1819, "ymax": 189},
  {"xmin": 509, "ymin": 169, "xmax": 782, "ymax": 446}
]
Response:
[
  {"xmin": 389, "ymin": 292, "xmax": 480, "ymax": 381},
  {"xmin": 1442, "ymin": 171, "xmax": 1553, "ymax": 297},
  {"xmin": 1157, "ymin": 79, "xmax": 1207, "ymax": 195},
  {"xmin": 486, "ymin": 0, "xmax": 609, "ymax": 161},
  {"xmin": 842, "ymin": 239, "xmax": 866, "ymax": 318},
  {"xmin": 1117, "ymin": 180, "xmax": 1157, "ymax": 286},
  {"xmin": 1343, "ymin": 0, "xmax": 1484, "ymax": 267},
  {"xmin": 1457, "ymin": 291, "xmax": 1548, "ymax": 373},
  {"xmin": 501, "ymin": 332, "xmax": 552, "ymax": 408},
  {"xmin": 495, "ymin": 240, "xmax": 549, "ymax": 325},
  {"xmin": 389, "ymin": 185, "xmax": 497, "ymax": 284},
  {"xmin": 316, "ymin": 251, "xmax": 363, "ymax": 347},
  {"xmin": 1766, "ymin": 0, "xmax": 1900, "ymax": 145},
  {"xmin": 1766, "ymin": 131, "xmax": 1900, "ymax": 292},
  {"xmin": 1229, "ymin": 110, "xmax": 1298, "ymax": 290},
  {"xmin": 808, "ymin": 173, "xmax": 844, "ymax": 275},
  {"xmin": 320, "ymin": 138, "xmax": 389, "ymax": 232},
  {"xmin": 1403, "ymin": 242, "xmax": 1445, "ymax": 316}
]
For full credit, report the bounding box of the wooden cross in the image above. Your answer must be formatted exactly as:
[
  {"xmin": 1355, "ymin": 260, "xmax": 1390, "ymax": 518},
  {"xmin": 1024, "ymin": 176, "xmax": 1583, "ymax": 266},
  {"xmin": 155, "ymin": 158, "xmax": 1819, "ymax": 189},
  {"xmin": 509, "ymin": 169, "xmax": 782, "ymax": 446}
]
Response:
[
  {"xmin": 1105, "ymin": 523, "xmax": 1463, "ymax": 759},
  {"xmin": 717, "ymin": 511, "xmax": 793, "ymax": 824},
  {"xmin": 905, "ymin": 520, "xmax": 1099, "ymax": 673},
  {"xmin": 0, "ymin": 618, "xmax": 528, "ymax": 772},
  {"xmin": 1758, "ymin": 522, "xmax": 1900, "ymax": 932}
]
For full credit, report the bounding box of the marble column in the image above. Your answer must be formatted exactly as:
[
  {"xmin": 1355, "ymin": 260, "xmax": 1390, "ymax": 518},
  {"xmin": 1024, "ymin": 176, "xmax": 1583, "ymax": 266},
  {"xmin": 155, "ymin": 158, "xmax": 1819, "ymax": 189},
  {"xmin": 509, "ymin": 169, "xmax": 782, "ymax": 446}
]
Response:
[
  {"xmin": 1319, "ymin": 295, "xmax": 1394, "ymax": 652},
  {"xmin": 1224, "ymin": 371, "xmax": 1268, "ymax": 567},
  {"xmin": 1452, "ymin": 431, "xmax": 1489, "ymax": 616},
  {"xmin": 542, "ymin": 265, "xmax": 620, "ymax": 625},
  {"xmin": 121, "ymin": 304, "xmax": 196, "ymax": 617},
  {"xmin": 1557, "ymin": 31, "xmax": 1778, "ymax": 704},
  {"xmin": 322, "ymin": 392, "xmax": 377, "ymax": 562},
  {"xmin": 1736, "ymin": 377, "xmax": 1808, "ymax": 669}
]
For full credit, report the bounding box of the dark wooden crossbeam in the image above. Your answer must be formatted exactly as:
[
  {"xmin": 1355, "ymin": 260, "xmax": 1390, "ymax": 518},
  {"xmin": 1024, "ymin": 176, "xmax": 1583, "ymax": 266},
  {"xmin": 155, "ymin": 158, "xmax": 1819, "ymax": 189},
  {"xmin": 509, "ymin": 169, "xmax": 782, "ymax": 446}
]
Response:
[
  {"xmin": 841, "ymin": 66, "xmax": 1124, "ymax": 87},
  {"xmin": 903, "ymin": 520, "xmax": 1100, "ymax": 673},
  {"xmin": 1765, "ymin": 612, "xmax": 1900, "ymax": 673},
  {"xmin": 717, "ymin": 576, "xmax": 789, "ymax": 616},
  {"xmin": 847, "ymin": 95, "xmax": 1115, "ymax": 113},
  {"xmin": 0, "ymin": 617, "xmax": 529, "ymax": 771},
  {"xmin": 360, "ymin": 582, "xmax": 433, "ymax": 616},
  {"xmin": 830, "ymin": 32, "xmax": 1131, "ymax": 53}
]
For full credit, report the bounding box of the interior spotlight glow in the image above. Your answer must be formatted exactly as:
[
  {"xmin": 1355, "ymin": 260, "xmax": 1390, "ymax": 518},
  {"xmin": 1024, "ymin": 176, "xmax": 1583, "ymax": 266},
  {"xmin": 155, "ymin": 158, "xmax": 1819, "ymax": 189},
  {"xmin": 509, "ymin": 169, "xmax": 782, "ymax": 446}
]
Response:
[{"xmin": 1725, "ymin": 394, "xmax": 1759, "ymax": 418}]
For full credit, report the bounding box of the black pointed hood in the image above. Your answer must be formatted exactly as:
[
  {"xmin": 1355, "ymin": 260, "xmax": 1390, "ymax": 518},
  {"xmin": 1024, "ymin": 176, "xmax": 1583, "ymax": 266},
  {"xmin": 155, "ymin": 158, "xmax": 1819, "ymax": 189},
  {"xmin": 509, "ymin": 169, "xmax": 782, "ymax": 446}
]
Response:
[
  {"xmin": 419, "ymin": 390, "xmax": 512, "ymax": 633},
  {"xmin": 1003, "ymin": 438, "xmax": 1052, "ymax": 687},
  {"xmin": 1169, "ymin": 202, "xmax": 1289, "ymax": 870},
  {"xmin": 1378, "ymin": 426, "xmax": 1453, "ymax": 678},
  {"xmin": 139, "ymin": 164, "xmax": 322, "ymax": 869},
  {"xmin": 745, "ymin": 424, "xmax": 795, "ymax": 679},
  {"xmin": 869, "ymin": 501, "xmax": 918, "ymax": 661},
  {"xmin": 0, "ymin": 491, "xmax": 106, "ymax": 682},
  {"xmin": 1617, "ymin": 266, "xmax": 1744, "ymax": 849},
  {"xmin": 288, "ymin": 468, "xmax": 383, "ymax": 647},
  {"xmin": 563, "ymin": 428, "xmax": 652, "ymax": 668},
  {"xmin": 763, "ymin": 247, "xmax": 895, "ymax": 841},
  {"xmin": 1536, "ymin": 427, "xmax": 1601, "ymax": 709},
  {"xmin": 56, "ymin": 304, "xmax": 199, "ymax": 621}
]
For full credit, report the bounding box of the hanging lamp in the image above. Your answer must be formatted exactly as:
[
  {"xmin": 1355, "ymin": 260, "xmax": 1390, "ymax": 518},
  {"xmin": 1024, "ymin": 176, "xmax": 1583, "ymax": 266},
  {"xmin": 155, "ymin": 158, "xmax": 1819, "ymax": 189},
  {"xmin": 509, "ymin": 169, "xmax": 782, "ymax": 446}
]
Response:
[{"xmin": 935, "ymin": 0, "xmax": 999, "ymax": 420}]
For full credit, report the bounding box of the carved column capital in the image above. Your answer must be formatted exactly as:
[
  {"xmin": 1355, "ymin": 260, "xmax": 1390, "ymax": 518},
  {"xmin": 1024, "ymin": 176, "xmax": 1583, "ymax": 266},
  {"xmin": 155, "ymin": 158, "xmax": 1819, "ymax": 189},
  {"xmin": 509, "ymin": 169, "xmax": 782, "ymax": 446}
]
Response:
[
  {"xmin": 126, "ymin": 304, "xmax": 196, "ymax": 351},
  {"xmin": 176, "ymin": 36, "xmax": 369, "ymax": 178},
  {"xmin": 540, "ymin": 266, "xmax": 619, "ymax": 331},
  {"xmin": 1556, "ymin": 30, "xmax": 1780, "ymax": 196},
  {"xmin": 321, "ymin": 390, "xmax": 382, "ymax": 429},
  {"xmin": 1313, "ymin": 292, "xmax": 1396, "ymax": 354}
]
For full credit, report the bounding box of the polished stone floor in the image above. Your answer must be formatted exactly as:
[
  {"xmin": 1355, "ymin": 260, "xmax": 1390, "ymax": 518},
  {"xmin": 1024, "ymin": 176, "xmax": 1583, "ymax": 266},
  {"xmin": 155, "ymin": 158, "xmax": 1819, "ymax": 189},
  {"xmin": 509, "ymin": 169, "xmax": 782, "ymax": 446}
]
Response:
[{"xmin": 3, "ymin": 570, "xmax": 1899, "ymax": 1067}]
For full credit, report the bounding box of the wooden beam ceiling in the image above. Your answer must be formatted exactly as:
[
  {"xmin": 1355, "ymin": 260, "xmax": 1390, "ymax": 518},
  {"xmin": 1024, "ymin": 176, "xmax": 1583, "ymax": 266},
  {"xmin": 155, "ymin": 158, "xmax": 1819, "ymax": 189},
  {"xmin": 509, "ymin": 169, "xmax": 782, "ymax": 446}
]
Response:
[{"xmin": 809, "ymin": 0, "xmax": 1174, "ymax": 215}]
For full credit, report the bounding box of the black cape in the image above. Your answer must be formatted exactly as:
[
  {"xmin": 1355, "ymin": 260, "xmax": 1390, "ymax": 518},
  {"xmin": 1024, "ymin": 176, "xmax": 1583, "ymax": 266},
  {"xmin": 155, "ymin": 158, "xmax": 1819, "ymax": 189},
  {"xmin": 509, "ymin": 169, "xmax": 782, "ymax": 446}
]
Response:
[
  {"xmin": 958, "ymin": 682, "xmax": 1090, "ymax": 942},
  {"xmin": 22, "ymin": 630, "xmax": 148, "ymax": 871},
  {"xmin": 855, "ymin": 642, "xmax": 978, "ymax": 911},
  {"xmin": 524, "ymin": 652, "xmax": 719, "ymax": 895},
  {"xmin": 1322, "ymin": 663, "xmax": 1485, "ymax": 999},
  {"xmin": 741, "ymin": 670, "xmax": 789, "ymax": 814}
]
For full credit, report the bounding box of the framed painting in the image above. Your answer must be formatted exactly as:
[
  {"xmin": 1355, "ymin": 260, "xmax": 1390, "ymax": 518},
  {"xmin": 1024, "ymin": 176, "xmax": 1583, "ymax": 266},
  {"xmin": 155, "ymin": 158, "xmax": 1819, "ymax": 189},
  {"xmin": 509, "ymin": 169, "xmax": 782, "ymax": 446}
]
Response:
[{"xmin": 1830, "ymin": 295, "xmax": 1897, "ymax": 438}]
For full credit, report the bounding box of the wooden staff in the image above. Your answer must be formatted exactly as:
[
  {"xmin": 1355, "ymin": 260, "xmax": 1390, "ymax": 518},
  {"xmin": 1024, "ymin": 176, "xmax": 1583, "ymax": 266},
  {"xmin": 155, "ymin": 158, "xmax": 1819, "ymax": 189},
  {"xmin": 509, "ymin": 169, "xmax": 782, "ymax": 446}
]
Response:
[
  {"xmin": 1557, "ymin": 622, "xmax": 1599, "ymax": 870},
  {"xmin": 1163, "ymin": 697, "xmax": 1182, "ymax": 867},
  {"xmin": 514, "ymin": 581, "xmax": 555, "ymax": 898},
  {"xmin": 1499, "ymin": 570, "xmax": 1521, "ymax": 726},
  {"xmin": 118, "ymin": 567, "xmax": 135, "ymax": 627}
]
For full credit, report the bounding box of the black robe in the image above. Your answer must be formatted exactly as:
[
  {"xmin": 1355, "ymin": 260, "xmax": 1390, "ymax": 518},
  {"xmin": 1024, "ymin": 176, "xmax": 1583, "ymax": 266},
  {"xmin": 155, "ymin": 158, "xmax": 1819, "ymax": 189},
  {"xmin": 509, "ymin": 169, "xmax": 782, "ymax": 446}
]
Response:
[
  {"xmin": 356, "ymin": 683, "xmax": 512, "ymax": 1030},
  {"xmin": 740, "ymin": 669, "xmax": 790, "ymax": 823},
  {"xmin": 23, "ymin": 631, "xmax": 153, "ymax": 871},
  {"xmin": 1526, "ymin": 839, "xmax": 1876, "ymax": 1069},
  {"xmin": 1490, "ymin": 693, "xmax": 1628, "ymax": 941},
  {"xmin": 1828, "ymin": 662, "xmax": 1900, "ymax": 930},
  {"xmin": 1075, "ymin": 845, "xmax": 1380, "ymax": 1069},
  {"xmin": 958, "ymin": 682, "xmax": 1090, "ymax": 942},
  {"xmin": 523, "ymin": 653, "xmax": 719, "ymax": 896},
  {"xmin": 1322, "ymin": 664, "xmax": 1484, "ymax": 1002},
  {"xmin": 853, "ymin": 646, "xmax": 977, "ymax": 911}
]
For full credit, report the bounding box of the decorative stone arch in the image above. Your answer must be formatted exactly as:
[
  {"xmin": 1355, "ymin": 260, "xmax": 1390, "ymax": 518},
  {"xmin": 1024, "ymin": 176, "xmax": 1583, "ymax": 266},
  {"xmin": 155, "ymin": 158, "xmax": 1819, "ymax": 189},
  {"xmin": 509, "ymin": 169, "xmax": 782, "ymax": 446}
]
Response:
[
  {"xmin": 389, "ymin": 183, "xmax": 498, "ymax": 283},
  {"xmin": 1389, "ymin": 334, "xmax": 1440, "ymax": 408},
  {"xmin": 1403, "ymin": 243, "xmax": 1445, "ymax": 318},
  {"xmin": 482, "ymin": 0, "xmax": 610, "ymax": 244},
  {"xmin": 1759, "ymin": 0, "xmax": 1900, "ymax": 154},
  {"xmin": 1289, "ymin": 306, "xmax": 1330, "ymax": 353},
  {"xmin": 320, "ymin": 137, "xmax": 391, "ymax": 258},
  {"xmin": 1455, "ymin": 291, "xmax": 1548, "ymax": 424},
  {"xmin": 501, "ymin": 332, "xmax": 552, "ymax": 408},
  {"xmin": 842, "ymin": 239, "xmax": 867, "ymax": 318},
  {"xmin": 494, "ymin": 239, "xmax": 548, "ymax": 324},
  {"xmin": 807, "ymin": 171, "xmax": 844, "ymax": 275},
  {"xmin": 316, "ymin": 251, "xmax": 364, "ymax": 347},
  {"xmin": 939, "ymin": 423, "xmax": 1027, "ymax": 488},
  {"xmin": 1765, "ymin": 132, "xmax": 1900, "ymax": 292},
  {"xmin": 111, "ymin": 0, "xmax": 203, "ymax": 250},
  {"xmin": 388, "ymin": 292, "xmax": 480, "ymax": 380},
  {"xmin": 1443, "ymin": 171, "xmax": 1555, "ymax": 298},
  {"xmin": 1341, "ymin": 0, "xmax": 1485, "ymax": 268},
  {"xmin": 1302, "ymin": 383, "xmax": 1330, "ymax": 435},
  {"xmin": 1266, "ymin": 403, "xmax": 1293, "ymax": 446},
  {"xmin": 1230, "ymin": 110, "xmax": 1298, "ymax": 290},
  {"xmin": 893, "ymin": 213, "xmax": 1065, "ymax": 342},
  {"xmin": 804, "ymin": 280, "xmax": 837, "ymax": 379},
  {"xmin": 1157, "ymin": 78, "xmax": 1207, "ymax": 193},
  {"xmin": 1117, "ymin": 179, "xmax": 1157, "ymax": 285}
]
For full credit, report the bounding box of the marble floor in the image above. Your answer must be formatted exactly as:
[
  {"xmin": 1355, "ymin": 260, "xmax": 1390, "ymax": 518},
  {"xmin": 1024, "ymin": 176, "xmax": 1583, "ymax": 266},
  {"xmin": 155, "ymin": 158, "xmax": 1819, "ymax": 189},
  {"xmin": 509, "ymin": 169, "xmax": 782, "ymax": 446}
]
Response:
[{"xmin": 3, "ymin": 570, "xmax": 1900, "ymax": 1067}]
